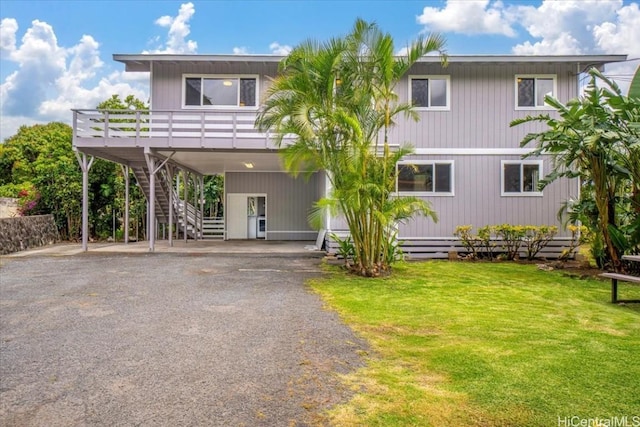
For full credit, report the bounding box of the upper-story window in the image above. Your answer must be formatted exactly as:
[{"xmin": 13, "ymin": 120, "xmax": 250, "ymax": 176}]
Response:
[
  {"xmin": 501, "ymin": 160, "xmax": 543, "ymax": 196},
  {"xmin": 397, "ymin": 161, "xmax": 454, "ymax": 196},
  {"xmin": 515, "ymin": 75, "xmax": 556, "ymax": 109},
  {"xmin": 409, "ymin": 76, "xmax": 450, "ymax": 110},
  {"xmin": 184, "ymin": 75, "xmax": 258, "ymax": 108}
]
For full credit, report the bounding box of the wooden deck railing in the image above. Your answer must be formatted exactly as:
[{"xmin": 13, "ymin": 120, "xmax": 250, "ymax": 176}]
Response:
[{"xmin": 72, "ymin": 109, "xmax": 286, "ymax": 148}]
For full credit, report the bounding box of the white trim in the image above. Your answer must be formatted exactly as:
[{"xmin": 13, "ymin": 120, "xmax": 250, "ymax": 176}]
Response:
[
  {"xmin": 515, "ymin": 74, "xmax": 557, "ymax": 111},
  {"xmin": 115, "ymin": 54, "xmax": 627, "ymax": 73},
  {"xmin": 267, "ymin": 230, "xmax": 318, "ymax": 234},
  {"xmin": 413, "ymin": 148, "xmax": 537, "ymax": 156},
  {"xmin": 395, "ymin": 236, "xmax": 576, "ymax": 241},
  {"xmin": 149, "ymin": 62, "xmax": 154, "ymax": 108},
  {"xmin": 408, "ymin": 75, "xmax": 451, "ymax": 111},
  {"xmin": 396, "ymin": 160, "xmax": 455, "ymax": 196},
  {"xmin": 501, "ymin": 160, "xmax": 544, "ymax": 197},
  {"xmin": 225, "ymin": 169, "xmax": 290, "ymax": 173},
  {"xmin": 182, "ymin": 74, "xmax": 260, "ymax": 110}
]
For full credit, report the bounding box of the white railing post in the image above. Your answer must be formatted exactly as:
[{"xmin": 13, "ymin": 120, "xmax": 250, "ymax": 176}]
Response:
[
  {"xmin": 200, "ymin": 112, "xmax": 205, "ymax": 147},
  {"xmin": 135, "ymin": 111, "xmax": 141, "ymax": 146},
  {"xmin": 72, "ymin": 111, "xmax": 78, "ymax": 142},
  {"xmin": 168, "ymin": 111, "xmax": 173, "ymax": 146},
  {"xmin": 232, "ymin": 112, "xmax": 237, "ymax": 148},
  {"xmin": 104, "ymin": 111, "xmax": 109, "ymax": 140}
]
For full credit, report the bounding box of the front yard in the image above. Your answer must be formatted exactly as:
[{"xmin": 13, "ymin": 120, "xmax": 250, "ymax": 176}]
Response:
[{"xmin": 311, "ymin": 261, "xmax": 640, "ymax": 426}]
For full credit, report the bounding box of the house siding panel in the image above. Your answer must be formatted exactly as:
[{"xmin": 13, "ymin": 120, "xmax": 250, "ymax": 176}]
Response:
[
  {"xmin": 388, "ymin": 63, "xmax": 577, "ymax": 150},
  {"xmin": 397, "ymin": 154, "xmax": 577, "ymax": 238},
  {"xmin": 225, "ymin": 171, "xmax": 320, "ymax": 240},
  {"xmin": 151, "ymin": 62, "xmax": 279, "ymax": 110}
]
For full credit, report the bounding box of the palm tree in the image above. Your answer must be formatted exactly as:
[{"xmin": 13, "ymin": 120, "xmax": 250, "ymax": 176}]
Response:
[{"xmin": 257, "ymin": 19, "xmax": 447, "ymax": 276}]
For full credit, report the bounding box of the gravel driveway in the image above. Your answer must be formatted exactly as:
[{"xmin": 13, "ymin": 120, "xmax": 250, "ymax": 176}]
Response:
[{"xmin": 0, "ymin": 253, "xmax": 367, "ymax": 426}]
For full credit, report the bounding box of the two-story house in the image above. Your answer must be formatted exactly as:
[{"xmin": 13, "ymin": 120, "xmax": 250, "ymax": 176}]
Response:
[{"xmin": 72, "ymin": 53, "xmax": 627, "ymax": 256}]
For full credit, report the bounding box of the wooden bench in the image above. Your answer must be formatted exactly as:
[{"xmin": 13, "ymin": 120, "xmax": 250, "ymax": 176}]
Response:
[{"xmin": 600, "ymin": 255, "xmax": 640, "ymax": 303}]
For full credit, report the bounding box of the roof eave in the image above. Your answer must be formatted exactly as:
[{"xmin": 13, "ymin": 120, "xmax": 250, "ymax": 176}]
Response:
[{"xmin": 113, "ymin": 53, "xmax": 629, "ymax": 73}]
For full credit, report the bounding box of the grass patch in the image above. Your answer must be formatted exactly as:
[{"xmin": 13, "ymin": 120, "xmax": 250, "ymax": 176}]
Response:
[{"xmin": 310, "ymin": 261, "xmax": 640, "ymax": 426}]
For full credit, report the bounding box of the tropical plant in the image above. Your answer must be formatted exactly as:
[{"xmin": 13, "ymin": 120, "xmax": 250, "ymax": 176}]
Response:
[
  {"xmin": 0, "ymin": 122, "xmax": 82, "ymax": 238},
  {"xmin": 511, "ymin": 68, "xmax": 640, "ymax": 271},
  {"xmin": 0, "ymin": 95, "xmax": 149, "ymax": 240},
  {"xmin": 257, "ymin": 19, "xmax": 446, "ymax": 277}
]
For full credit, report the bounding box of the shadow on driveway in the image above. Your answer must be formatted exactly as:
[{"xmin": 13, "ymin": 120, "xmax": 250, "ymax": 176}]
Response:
[{"xmin": 0, "ymin": 253, "xmax": 367, "ymax": 426}]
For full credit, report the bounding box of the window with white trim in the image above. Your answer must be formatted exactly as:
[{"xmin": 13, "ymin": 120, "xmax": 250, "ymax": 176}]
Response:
[
  {"xmin": 397, "ymin": 161, "xmax": 454, "ymax": 195},
  {"xmin": 515, "ymin": 75, "xmax": 556, "ymax": 109},
  {"xmin": 184, "ymin": 75, "xmax": 258, "ymax": 108},
  {"xmin": 409, "ymin": 76, "xmax": 450, "ymax": 110},
  {"xmin": 501, "ymin": 160, "xmax": 543, "ymax": 196}
]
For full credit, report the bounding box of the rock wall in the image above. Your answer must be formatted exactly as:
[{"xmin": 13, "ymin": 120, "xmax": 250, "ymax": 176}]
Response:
[{"xmin": 0, "ymin": 215, "xmax": 60, "ymax": 255}]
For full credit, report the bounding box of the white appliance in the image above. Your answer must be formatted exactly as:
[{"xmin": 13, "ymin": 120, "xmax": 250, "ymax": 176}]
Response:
[
  {"xmin": 257, "ymin": 216, "xmax": 266, "ymax": 239},
  {"xmin": 247, "ymin": 197, "xmax": 257, "ymax": 239}
]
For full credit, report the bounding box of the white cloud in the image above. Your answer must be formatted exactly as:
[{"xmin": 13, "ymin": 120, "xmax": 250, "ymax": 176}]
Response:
[
  {"xmin": 0, "ymin": 115, "xmax": 40, "ymax": 142},
  {"xmin": 592, "ymin": 3, "xmax": 640, "ymax": 95},
  {"xmin": 1, "ymin": 2, "xmax": 203, "ymax": 139},
  {"xmin": 0, "ymin": 19, "xmax": 148, "ymax": 140},
  {"xmin": 508, "ymin": 0, "xmax": 638, "ymax": 94},
  {"xmin": 269, "ymin": 42, "xmax": 292, "ymax": 55},
  {"xmin": 232, "ymin": 46, "xmax": 249, "ymax": 55},
  {"xmin": 417, "ymin": 0, "xmax": 515, "ymax": 36},
  {"xmin": 143, "ymin": 2, "xmax": 197, "ymax": 54},
  {"xmin": 395, "ymin": 46, "xmax": 409, "ymax": 56},
  {"xmin": 511, "ymin": 0, "xmax": 622, "ymax": 55},
  {"xmin": 593, "ymin": 2, "xmax": 640, "ymax": 56},
  {"xmin": 0, "ymin": 18, "xmax": 18, "ymax": 57},
  {"xmin": 512, "ymin": 32, "xmax": 582, "ymax": 55}
]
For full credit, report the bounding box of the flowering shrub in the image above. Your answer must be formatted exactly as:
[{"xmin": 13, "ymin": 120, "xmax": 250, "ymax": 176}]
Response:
[{"xmin": 17, "ymin": 186, "xmax": 40, "ymax": 216}]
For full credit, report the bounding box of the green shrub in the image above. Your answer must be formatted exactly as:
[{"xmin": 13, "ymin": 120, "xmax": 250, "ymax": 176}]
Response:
[
  {"xmin": 524, "ymin": 225, "xmax": 558, "ymax": 260},
  {"xmin": 455, "ymin": 224, "xmax": 561, "ymax": 261}
]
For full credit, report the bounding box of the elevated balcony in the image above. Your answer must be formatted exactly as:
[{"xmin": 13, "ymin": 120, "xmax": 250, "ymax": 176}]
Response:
[{"xmin": 72, "ymin": 109, "xmax": 284, "ymax": 151}]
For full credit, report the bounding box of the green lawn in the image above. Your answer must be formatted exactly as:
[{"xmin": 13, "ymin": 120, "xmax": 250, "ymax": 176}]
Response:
[{"xmin": 310, "ymin": 261, "xmax": 640, "ymax": 427}]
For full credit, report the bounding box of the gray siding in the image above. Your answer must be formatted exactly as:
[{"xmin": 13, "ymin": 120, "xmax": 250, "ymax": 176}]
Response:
[
  {"xmin": 388, "ymin": 62, "xmax": 578, "ymax": 149},
  {"xmin": 151, "ymin": 62, "xmax": 278, "ymax": 110},
  {"xmin": 150, "ymin": 60, "xmax": 582, "ymax": 241},
  {"xmin": 396, "ymin": 154, "xmax": 577, "ymax": 238},
  {"xmin": 226, "ymin": 172, "xmax": 320, "ymax": 240}
]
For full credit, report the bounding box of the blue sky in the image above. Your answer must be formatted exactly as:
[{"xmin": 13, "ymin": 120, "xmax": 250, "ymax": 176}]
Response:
[{"xmin": 1, "ymin": 0, "xmax": 639, "ymax": 140}]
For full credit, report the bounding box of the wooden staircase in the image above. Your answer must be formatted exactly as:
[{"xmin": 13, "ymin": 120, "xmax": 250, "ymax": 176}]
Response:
[{"xmin": 131, "ymin": 167, "xmax": 224, "ymax": 240}]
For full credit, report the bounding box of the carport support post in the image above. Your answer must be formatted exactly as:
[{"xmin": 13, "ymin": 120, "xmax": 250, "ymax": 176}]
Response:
[
  {"xmin": 183, "ymin": 170, "xmax": 189, "ymax": 243},
  {"xmin": 145, "ymin": 153, "xmax": 156, "ymax": 252},
  {"xmin": 193, "ymin": 174, "xmax": 198, "ymax": 242},
  {"xmin": 120, "ymin": 165, "xmax": 130, "ymax": 244},
  {"xmin": 75, "ymin": 151, "xmax": 94, "ymax": 252},
  {"xmin": 167, "ymin": 165, "xmax": 174, "ymax": 247},
  {"xmin": 200, "ymin": 175, "xmax": 204, "ymax": 240}
]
